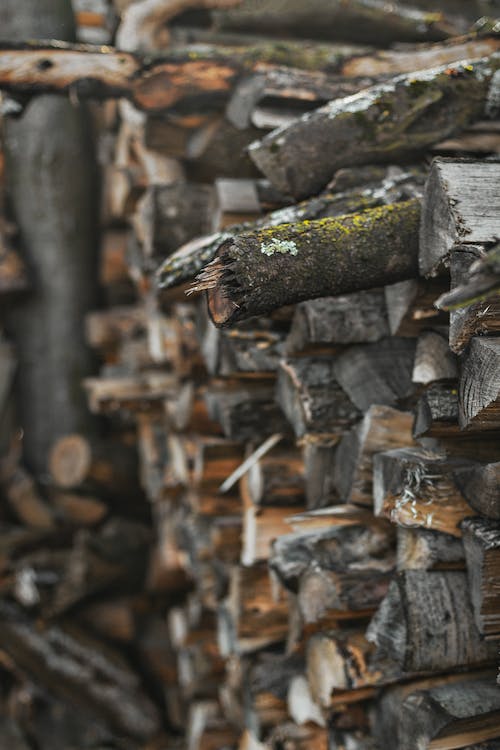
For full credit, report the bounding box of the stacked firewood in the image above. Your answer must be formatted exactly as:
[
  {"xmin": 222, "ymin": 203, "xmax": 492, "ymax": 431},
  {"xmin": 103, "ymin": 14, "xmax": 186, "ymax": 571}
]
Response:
[{"xmin": 1, "ymin": 1, "xmax": 500, "ymax": 749}]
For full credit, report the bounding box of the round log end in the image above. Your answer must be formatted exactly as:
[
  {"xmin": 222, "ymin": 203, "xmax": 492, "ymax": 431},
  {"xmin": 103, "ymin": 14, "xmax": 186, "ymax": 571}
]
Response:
[{"xmin": 49, "ymin": 433, "xmax": 92, "ymax": 488}]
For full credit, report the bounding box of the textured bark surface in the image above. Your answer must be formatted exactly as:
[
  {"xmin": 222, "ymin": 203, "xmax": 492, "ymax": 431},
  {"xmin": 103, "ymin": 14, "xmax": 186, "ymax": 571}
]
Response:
[
  {"xmin": 462, "ymin": 517, "xmax": 500, "ymax": 638},
  {"xmin": 248, "ymin": 57, "xmax": 499, "ymax": 199},
  {"xmin": 199, "ymin": 199, "xmax": 421, "ymax": 327},
  {"xmin": 158, "ymin": 165, "xmax": 423, "ymax": 289},
  {"xmin": 2, "ymin": 0, "xmax": 99, "ymax": 477}
]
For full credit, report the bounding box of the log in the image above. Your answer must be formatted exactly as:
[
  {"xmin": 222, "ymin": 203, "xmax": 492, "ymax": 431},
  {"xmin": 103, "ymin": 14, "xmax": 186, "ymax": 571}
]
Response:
[
  {"xmin": 371, "ymin": 671, "xmax": 497, "ymax": 750},
  {"xmin": 454, "ymin": 462, "xmax": 500, "ymax": 520},
  {"xmin": 397, "ymin": 527, "xmax": 464, "ymax": 571},
  {"xmin": 462, "ymin": 517, "xmax": 500, "ymax": 639},
  {"xmin": 459, "ymin": 337, "xmax": 500, "ymax": 429},
  {"xmin": 204, "ymin": 379, "xmax": 290, "ymax": 441},
  {"xmin": 212, "ymin": 0, "xmax": 464, "ymax": 45},
  {"xmin": 373, "ymin": 447, "xmax": 476, "ymax": 537},
  {"xmin": 413, "ymin": 382, "xmax": 461, "ymax": 438},
  {"xmin": 333, "ymin": 405, "xmax": 415, "ymax": 506},
  {"xmin": 412, "ymin": 330, "xmax": 458, "ymax": 384},
  {"xmin": 384, "ymin": 278, "xmax": 447, "ymax": 337},
  {"xmin": 366, "ymin": 570, "xmax": 497, "ymax": 672},
  {"xmin": 333, "ymin": 337, "xmax": 416, "ymax": 411},
  {"xmin": 158, "ymin": 164, "xmax": 424, "ymax": 289},
  {"xmin": 302, "ymin": 436, "xmax": 339, "ymax": 509},
  {"xmin": 0, "ymin": 600, "xmax": 160, "ymax": 739},
  {"xmin": 419, "ymin": 158, "xmax": 500, "ymax": 277},
  {"xmin": 242, "ymin": 444, "xmax": 305, "ymax": 507},
  {"xmin": 447, "ymin": 246, "xmax": 500, "ymax": 354},
  {"xmin": 276, "ymin": 356, "xmax": 360, "ymax": 438},
  {"xmin": 248, "ymin": 57, "xmax": 500, "ymax": 199},
  {"xmin": 196, "ymin": 200, "xmax": 421, "ymax": 327},
  {"xmin": 398, "ymin": 678, "xmax": 500, "ymax": 750},
  {"xmin": 306, "ymin": 629, "xmax": 402, "ymax": 707},
  {"xmin": 49, "ymin": 433, "xmax": 141, "ymax": 501},
  {"xmin": 285, "ymin": 290, "xmax": 389, "ymax": 353},
  {"xmin": 3, "ymin": 466, "xmax": 55, "ymax": 530},
  {"xmin": 437, "ymin": 240, "xmax": 500, "ymax": 313},
  {"xmin": 269, "ymin": 519, "xmax": 395, "ymax": 592}
]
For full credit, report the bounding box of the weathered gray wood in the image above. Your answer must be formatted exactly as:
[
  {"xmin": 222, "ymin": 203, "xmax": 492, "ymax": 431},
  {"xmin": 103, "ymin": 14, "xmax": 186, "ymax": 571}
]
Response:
[
  {"xmin": 334, "ymin": 405, "xmax": 415, "ymax": 506},
  {"xmin": 248, "ymin": 58, "xmax": 500, "ymax": 199},
  {"xmin": 195, "ymin": 200, "xmax": 420, "ymax": 327},
  {"xmin": 399, "ymin": 678, "xmax": 500, "ymax": 750},
  {"xmin": 333, "ymin": 337, "xmax": 416, "ymax": 412},
  {"xmin": 455, "ymin": 462, "xmax": 500, "ymax": 519},
  {"xmin": 276, "ymin": 356, "xmax": 360, "ymax": 437},
  {"xmin": 2, "ymin": 1, "xmax": 99, "ymax": 477},
  {"xmin": 446, "ymin": 245, "xmax": 500, "ymax": 354},
  {"xmin": 412, "ymin": 330, "xmax": 458, "ymax": 384},
  {"xmin": 384, "ymin": 278, "xmax": 447, "ymax": 337},
  {"xmin": 419, "ymin": 158, "xmax": 500, "ymax": 277},
  {"xmin": 285, "ymin": 290, "xmax": 389, "ymax": 352},
  {"xmin": 462, "ymin": 517, "xmax": 500, "ymax": 638},
  {"xmin": 413, "ymin": 382, "xmax": 460, "ymax": 437},
  {"xmin": 366, "ymin": 570, "xmax": 497, "ymax": 672},
  {"xmin": 134, "ymin": 182, "xmax": 218, "ymax": 261},
  {"xmin": 302, "ymin": 437, "xmax": 339, "ymax": 509},
  {"xmin": 459, "ymin": 337, "xmax": 500, "ymax": 429},
  {"xmin": 437, "ymin": 240, "xmax": 500, "ymax": 313}
]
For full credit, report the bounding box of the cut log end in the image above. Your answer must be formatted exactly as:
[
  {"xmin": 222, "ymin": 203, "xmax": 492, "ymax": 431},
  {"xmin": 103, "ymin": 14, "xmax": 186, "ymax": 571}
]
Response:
[{"xmin": 49, "ymin": 434, "xmax": 92, "ymax": 488}]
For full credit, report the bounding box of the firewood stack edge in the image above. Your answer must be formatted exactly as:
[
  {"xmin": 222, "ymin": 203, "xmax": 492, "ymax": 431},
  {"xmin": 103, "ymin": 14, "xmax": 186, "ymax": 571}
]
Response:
[{"xmin": 1, "ymin": 1, "xmax": 500, "ymax": 748}]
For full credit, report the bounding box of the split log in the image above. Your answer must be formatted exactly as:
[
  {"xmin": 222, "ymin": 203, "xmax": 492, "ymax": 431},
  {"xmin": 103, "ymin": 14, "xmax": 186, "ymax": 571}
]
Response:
[
  {"xmin": 158, "ymin": 164, "xmax": 424, "ymax": 289},
  {"xmin": 269, "ymin": 518, "xmax": 395, "ymax": 592},
  {"xmin": 204, "ymin": 379, "xmax": 290, "ymax": 440},
  {"xmin": 412, "ymin": 330, "xmax": 458, "ymax": 384},
  {"xmin": 446, "ymin": 246, "xmax": 500, "ymax": 354},
  {"xmin": 133, "ymin": 182, "xmax": 218, "ymax": 262},
  {"xmin": 437, "ymin": 240, "xmax": 500, "ymax": 313},
  {"xmin": 462, "ymin": 517, "xmax": 500, "ymax": 639},
  {"xmin": 333, "ymin": 337, "xmax": 416, "ymax": 412},
  {"xmin": 372, "ymin": 671, "xmax": 497, "ymax": 750},
  {"xmin": 366, "ymin": 570, "xmax": 497, "ymax": 672},
  {"xmin": 397, "ymin": 527, "xmax": 464, "ymax": 571},
  {"xmin": 384, "ymin": 278, "xmax": 447, "ymax": 337},
  {"xmin": 455, "ymin": 462, "xmax": 500, "ymax": 519},
  {"xmin": 285, "ymin": 290, "xmax": 389, "ymax": 353},
  {"xmin": 194, "ymin": 199, "xmax": 421, "ymax": 327},
  {"xmin": 302, "ymin": 436, "xmax": 339, "ymax": 509},
  {"xmin": 398, "ymin": 677, "xmax": 500, "ymax": 750},
  {"xmin": 373, "ymin": 447, "xmax": 476, "ymax": 537},
  {"xmin": 220, "ymin": 562, "xmax": 289, "ymax": 654},
  {"xmin": 0, "ymin": 600, "xmax": 160, "ymax": 739},
  {"xmin": 241, "ymin": 444, "xmax": 305, "ymax": 506},
  {"xmin": 459, "ymin": 337, "xmax": 500, "ymax": 429},
  {"xmin": 334, "ymin": 405, "xmax": 415, "ymax": 506},
  {"xmin": 3, "ymin": 466, "xmax": 55, "ymax": 530},
  {"xmin": 203, "ymin": 323, "xmax": 287, "ymax": 376},
  {"xmin": 276, "ymin": 356, "xmax": 360, "ymax": 438},
  {"xmin": 248, "ymin": 57, "xmax": 500, "ymax": 199},
  {"xmin": 419, "ymin": 158, "xmax": 500, "ymax": 277},
  {"xmin": 212, "ymin": 0, "xmax": 464, "ymax": 45},
  {"xmin": 306, "ymin": 629, "xmax": 401, "ymax": 707},
  {"xmin": 413, "ymin": 382, "xmax": 461, "ymax": 438}
]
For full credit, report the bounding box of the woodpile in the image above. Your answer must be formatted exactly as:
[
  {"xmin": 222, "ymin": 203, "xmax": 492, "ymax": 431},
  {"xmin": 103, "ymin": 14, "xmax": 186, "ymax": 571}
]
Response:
[{"xmin": 1, "ymin": 1, "xmax": 500, "ymax": 749}]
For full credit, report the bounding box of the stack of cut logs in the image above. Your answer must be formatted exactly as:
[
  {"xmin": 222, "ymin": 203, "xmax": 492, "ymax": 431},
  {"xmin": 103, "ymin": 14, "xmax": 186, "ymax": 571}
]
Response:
[{"xmin": 1, "ymin": 1, "xmax": 500, "ymax": 748}]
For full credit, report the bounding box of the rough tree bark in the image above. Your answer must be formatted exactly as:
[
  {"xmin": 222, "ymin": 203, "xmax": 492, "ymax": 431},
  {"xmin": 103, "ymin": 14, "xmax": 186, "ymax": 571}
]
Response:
[
  {"xmin": 194, "ymin": 199, "xmax": 420, "ymax": 327},
  {"xmin": 1, "ymin": 0, "xmax": 99, "ymax": 476}
]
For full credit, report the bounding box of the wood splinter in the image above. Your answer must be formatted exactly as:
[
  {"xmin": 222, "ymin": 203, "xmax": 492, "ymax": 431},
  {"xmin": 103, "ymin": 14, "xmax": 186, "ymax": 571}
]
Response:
[{"xmin": 192, "ymin": 199, "xmax": 420, "ymax": 328}]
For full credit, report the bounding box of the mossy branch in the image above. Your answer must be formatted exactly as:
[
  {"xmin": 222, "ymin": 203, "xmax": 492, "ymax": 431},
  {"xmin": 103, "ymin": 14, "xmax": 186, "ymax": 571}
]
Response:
[{"xmin": 191, "ymin": 199, "xmax": 421, "ymax": 327}]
